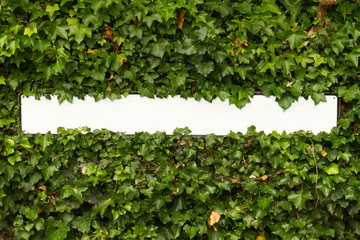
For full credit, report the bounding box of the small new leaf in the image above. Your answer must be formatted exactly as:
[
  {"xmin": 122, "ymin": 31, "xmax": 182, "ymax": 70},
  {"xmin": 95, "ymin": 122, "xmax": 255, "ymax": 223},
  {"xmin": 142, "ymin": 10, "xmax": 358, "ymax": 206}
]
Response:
[
  {"xmin": 24, "ymin": 27, "xmax": 38, "ymax": 37},
  {"xmin": 46, "ymin": 4, "xmax": 60, "ymax": 17}
]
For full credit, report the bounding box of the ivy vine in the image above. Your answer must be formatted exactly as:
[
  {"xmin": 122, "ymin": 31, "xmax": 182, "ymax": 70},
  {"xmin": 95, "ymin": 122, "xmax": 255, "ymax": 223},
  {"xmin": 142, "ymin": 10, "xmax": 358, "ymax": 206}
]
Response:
[{"xmin": 0, "ymin": 0, "xmax": 360, "ymax": 239}]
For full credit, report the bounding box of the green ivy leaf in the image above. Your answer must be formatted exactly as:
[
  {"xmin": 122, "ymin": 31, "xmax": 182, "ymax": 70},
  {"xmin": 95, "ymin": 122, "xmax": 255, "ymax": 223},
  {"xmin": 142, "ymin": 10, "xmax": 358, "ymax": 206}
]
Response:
[
  {"xmin": 35, "ymin": 218, "xmax": 45, "ymax": 231},
  {"xmin": 257, "ymin": 196, "xmax": 274, "ymax": 209},
  {"xmin": 344, "ymin": 51, "xmax": 360, "ymax": 67},
  {"xmin": 285, "ymin": 31, "xmax": 308, "ymax": 50},
  {"xmin": 69, "ymin": 24, "xmax": 92, "ymax": 44},
  {"xmin": 175, "ymin": 37, "xmax": 198, "ymax": 55},
  {"xmin": 151, "ymin": 39, "xmax": 169, "ymax": 58},
  {"xmin": 338, "ymin": 85, "xmax": 360, "ymax": 101},
  {"xmin": 288, "ymin": 190, "xmax": 313, "ymax": 210},
  {"xmin": 0, "ymin": 75, "xmax": 5, "ymax": 85},
  {"xmin": 278, "ymin": 95, "xmax": 294, "ymax": 110},
  {"xmin": 6, "ymin": 76, "xmax": 19, "ymax": 91},
  {"xmin": 97, "ymin": 197, "xmax": 115, "ymax": 217},
  {"xmin": 38, "ymin": 162, "xmax": 58, "ymax": 181},
  {"xmin": 280, "ymin": 0, "xmax": 302, "ymax": 21},
  {"xmin": 24, "ymin": 26, "xmax": 38, "ymax": 37},
  {"xmin": 311, "ymin": 92, "xmax": 326, "ymax": 104},
  {"xmin": 235, "ymin": 66, "xmax": 252, "ymax": 80},
  {"xmin": 8, "ymin": 151, "xmax": 22, "ymax": 165},
  {"xmin": 0, "ymin": 35, "xmax": 7, "ymax": 48},
  {"xmin": 23, "ymin": 206, "xmax": 38, "ymax": 221},
  {"xmin": 324, "ymin": 163, "xmax": 339, "ymax": 175},
  {"xmin": 35, "ymin": 133, "xmax": 53, "ymax": 152},
  {"xmin": 217, "ymin": 91, "xmax": 230, "ymax": 101},
  {"xmin": 195, "ymin": 61, "xmax": 214, "ymax": 77},
  {"xmin": 111, "ymin": 53, "xmax": 127, "ymax": 71},
  {"xmin": 184, "ymin": 224, "xmax": 198, "ymax": 238},
  {"xmin": 262, "ymin": 0, "xmax": 282, "ymax": 14},
  {"xmin": 20, "ymin": 139, "xmax": 33, "ymax": 149},
  {"xmin": 46, "ymin": 4, "xmax": 60, "ymax": 17},
  {"xmin": 44, "ymin": 219, "xmax": 69, "ymax": 240},
  {"xmin": 50, "ymin": 24, "xmax": 68, "ymax": 40},
  {"xmin": 72, "ymin": 214, "xmax": 92, "ymax": 233},
  {"xmin": 168, "ymin": 71, "xmax": 188, "ymax": 87},
  {"xmin": 233, "ymin": 2, "xmax": 252, "ymax": 14}
]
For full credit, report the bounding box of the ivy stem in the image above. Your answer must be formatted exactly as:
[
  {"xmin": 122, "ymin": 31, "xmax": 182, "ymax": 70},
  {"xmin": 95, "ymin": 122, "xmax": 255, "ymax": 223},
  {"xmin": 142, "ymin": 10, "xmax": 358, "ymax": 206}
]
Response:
[
  {"xmin": 299, "ymin": 132, "xmax": 320, "ymax": 207},
  {"xmin": 311, "ymin": 145, "xmax": 320, "ymax": 207}
]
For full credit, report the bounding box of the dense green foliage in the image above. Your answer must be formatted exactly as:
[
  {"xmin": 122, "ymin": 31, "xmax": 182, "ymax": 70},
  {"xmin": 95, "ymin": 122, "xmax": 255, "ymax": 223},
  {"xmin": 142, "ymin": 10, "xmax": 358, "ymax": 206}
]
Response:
[{"xmin": 0, "ymin": 0, "xmax": 360, "ymax": 239}]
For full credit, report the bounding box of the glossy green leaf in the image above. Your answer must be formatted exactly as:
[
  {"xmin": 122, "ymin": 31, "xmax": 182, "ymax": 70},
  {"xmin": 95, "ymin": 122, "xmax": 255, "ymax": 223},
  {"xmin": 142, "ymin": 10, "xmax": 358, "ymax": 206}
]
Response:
[
  {"xmin": 44, "ymin": 219, "xmax": 69, "ymax": 240},
  {"xmin": 46, "ymin": 4, "xmax": 59, "ymax": 17},
  {"xmin": 151, "ymin": 39, "xmax": 169, "ymax": 58},
  {"xmin": 325, "ymin": 163, "xmax": 339, "ymax": 175},
  {"xmin": 23, "ymin": 206, "xmax": 38, "ymax": 221},
  {"xmin": 195, "ymin": 61, "xmax": 214, "ymax": 77},
  {"xmin": 288, "ymin": 190, "xmax": 313, "ymax": 210}
]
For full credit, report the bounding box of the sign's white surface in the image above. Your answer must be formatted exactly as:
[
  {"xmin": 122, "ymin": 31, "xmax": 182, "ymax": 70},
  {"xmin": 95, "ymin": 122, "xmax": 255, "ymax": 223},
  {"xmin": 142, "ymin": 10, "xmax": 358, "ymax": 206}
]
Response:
[{"xmin": 21, "ymin": 95, "xmax": 338, "ymax": 135}]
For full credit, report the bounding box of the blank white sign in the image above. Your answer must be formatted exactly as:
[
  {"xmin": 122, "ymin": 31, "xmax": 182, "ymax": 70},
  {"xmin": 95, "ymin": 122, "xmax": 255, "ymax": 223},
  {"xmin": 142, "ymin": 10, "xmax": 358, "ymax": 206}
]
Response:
[{"xmin": 21, "ymin": 95, "xmax": 338, "ymax": 135}]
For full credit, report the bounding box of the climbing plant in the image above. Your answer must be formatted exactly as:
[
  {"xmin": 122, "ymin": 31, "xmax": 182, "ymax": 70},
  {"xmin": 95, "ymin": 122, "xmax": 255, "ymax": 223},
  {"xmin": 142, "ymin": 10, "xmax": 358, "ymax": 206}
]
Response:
[{"xmin": 0, "ymin": 0, "xmax": 360, "ymax": 239}]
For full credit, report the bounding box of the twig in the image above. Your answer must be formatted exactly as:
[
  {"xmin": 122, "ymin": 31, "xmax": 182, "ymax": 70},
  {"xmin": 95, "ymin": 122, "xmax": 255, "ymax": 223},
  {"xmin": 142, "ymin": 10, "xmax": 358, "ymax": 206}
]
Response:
[{"xmin": 311, "ymin": 145, "xmax": 320, "ymax": 207}]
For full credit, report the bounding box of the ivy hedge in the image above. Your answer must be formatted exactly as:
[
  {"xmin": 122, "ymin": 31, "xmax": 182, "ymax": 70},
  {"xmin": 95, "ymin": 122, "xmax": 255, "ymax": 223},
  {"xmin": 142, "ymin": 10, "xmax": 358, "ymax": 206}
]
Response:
[{"xmin": 1, "ymin": 0, "xmax": 360, "ymax": 239}]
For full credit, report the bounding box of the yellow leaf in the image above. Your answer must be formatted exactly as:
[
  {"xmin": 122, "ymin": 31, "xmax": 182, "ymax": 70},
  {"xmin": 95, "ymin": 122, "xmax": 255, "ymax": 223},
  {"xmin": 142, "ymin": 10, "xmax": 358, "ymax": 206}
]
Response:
[
  {"xmin": 38, "ymin": 185, "xmax": 47, "ymax": 191},
  {"xmin": 256, "ymin": 236, "xmax": 265, "ymax": 240},
  {"xmin": 87, "ymin": 48, "xmax": 98, "ymax": 54}
]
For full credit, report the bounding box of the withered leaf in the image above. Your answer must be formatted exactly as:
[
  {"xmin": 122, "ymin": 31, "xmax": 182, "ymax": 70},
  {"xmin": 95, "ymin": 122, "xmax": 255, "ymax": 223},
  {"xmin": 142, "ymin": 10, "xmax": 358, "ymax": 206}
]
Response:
[
  {"xmin": 208, "ymin": 211, "xmax": 221, "ymax": 231},
  {"xmin": 260, "ymin": 175, "xmax": 268, "ymax": 181},
  {"xmin": 321, "ymin": 149, "xmax": 328, "ymax": 157},
  {"xmin": 177, "ymin": 9, "xmax": 187, "ymax": 29}
]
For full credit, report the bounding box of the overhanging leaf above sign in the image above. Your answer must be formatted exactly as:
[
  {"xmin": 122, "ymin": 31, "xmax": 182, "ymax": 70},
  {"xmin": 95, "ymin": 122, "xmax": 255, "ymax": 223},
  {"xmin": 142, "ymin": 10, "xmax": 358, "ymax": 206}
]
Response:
[{"xmin": 20, "ymin": 95, "xmax": 338, "ymax": 135}]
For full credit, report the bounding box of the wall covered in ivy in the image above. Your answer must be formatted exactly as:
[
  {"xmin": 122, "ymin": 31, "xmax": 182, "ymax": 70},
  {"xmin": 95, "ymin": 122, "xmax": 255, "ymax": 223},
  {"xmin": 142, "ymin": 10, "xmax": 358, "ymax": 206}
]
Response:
[{"xmin": 0, "ymin": 0, "xmax": 360, "ymax": 239}]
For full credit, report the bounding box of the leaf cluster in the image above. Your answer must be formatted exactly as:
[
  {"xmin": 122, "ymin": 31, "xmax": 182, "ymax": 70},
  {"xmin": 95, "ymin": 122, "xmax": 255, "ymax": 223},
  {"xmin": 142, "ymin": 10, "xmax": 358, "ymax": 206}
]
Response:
[{"xmin": 1, "ymin": 0, "xmax": 360, "ymax": 239}]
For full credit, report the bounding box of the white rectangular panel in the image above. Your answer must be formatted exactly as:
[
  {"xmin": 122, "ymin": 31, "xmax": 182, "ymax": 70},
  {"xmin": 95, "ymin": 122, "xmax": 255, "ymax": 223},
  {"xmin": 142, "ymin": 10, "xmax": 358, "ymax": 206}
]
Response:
[{"xmin": 21, "ymin": 95, "xmax": 338, "ymax": 135}]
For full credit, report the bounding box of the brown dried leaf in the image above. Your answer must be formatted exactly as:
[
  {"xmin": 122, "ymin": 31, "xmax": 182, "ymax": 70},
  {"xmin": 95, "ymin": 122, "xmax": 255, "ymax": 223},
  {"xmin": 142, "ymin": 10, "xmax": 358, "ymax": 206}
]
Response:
[
  {"xmin": 352, "ymin": 126, "xmax": 359, "ymax": 135},
  {"xmin": 38, "ymin": 185, "xmax": 47, "ymax": 191},
  {"xmin": 172, "ymin": 188, "xmax": 180, "ymax": 195},
  {"xmin": 177, "ymin": 9, "xmax": 187, "ymax": 29},
  {"xmin": 208, "ymin": 211, "xmax": 221, "ymax": 230},
  {"xmin": 131, "ymin": 19, "xmax": 138, "ymax": 26},
  {"xmin": 321, "ymin": 149, "xmax": 328, "ymax": 157},
  {"xmin": 231, "ymin": 178, "xmax": 239, "ymax": 184},
  {"xmin": 177, "ymin": 140, "xmax": 186, "ymax": 146},
  {"xmin": 106, "ymin": 86, "xmax": 112, "ymax": 94},
  {"xmin": 243, "ymin": 38, "xmax": 248, "ymax": 46},
  {"xmin": 308, "ymin": 28, "xmax": 316, "ymax": 38},
  {"xmin": 230, "ymin": 50, "xmax": 235, "ymax": 56},
  {"xmin": 260, "ymin": 175, "xmax": 268, "ymax": 181},
  {"xmin": 256, "ymin": 236, "xmax": 265, "ymax": 240},
  {"xmin": 244, "ymin": 137, "xmax": 254, "ymax": 147}
]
